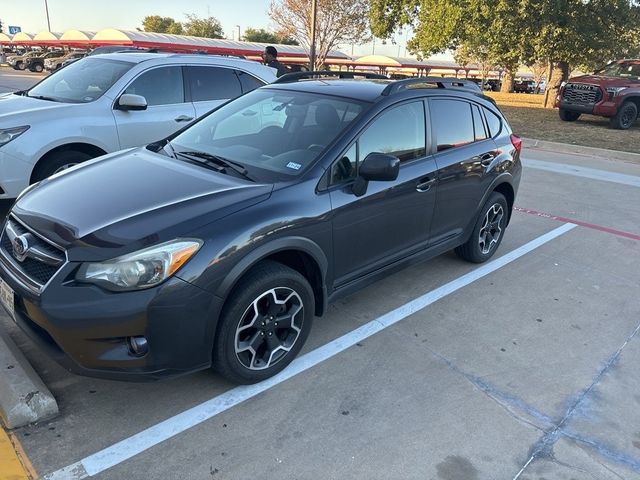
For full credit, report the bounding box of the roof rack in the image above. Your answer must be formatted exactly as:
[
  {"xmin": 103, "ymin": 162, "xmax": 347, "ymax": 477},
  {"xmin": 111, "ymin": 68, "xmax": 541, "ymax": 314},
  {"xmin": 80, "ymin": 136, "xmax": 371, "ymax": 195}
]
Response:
[
  {"xmin": 273, "ymin": 70, "xmax": 388, "ymax": 84},
  {"xmin": 381, "ymin": 77, "xmax": 482, "ymax": 96}
]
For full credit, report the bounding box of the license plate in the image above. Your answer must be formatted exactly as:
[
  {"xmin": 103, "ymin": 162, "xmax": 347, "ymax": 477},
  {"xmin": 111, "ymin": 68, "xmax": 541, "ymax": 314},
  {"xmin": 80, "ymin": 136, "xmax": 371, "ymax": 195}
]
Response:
[{"xmin": 0, "ymin": 277, "xmax": 15, "ymax": 322}]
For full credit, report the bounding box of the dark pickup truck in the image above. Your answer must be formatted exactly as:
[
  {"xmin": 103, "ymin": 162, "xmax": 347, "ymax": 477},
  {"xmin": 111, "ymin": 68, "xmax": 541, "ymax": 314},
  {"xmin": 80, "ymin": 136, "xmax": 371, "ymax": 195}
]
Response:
[{"xmin": 556, "ymin": 59, "xmax": 640, "ymax": 129}]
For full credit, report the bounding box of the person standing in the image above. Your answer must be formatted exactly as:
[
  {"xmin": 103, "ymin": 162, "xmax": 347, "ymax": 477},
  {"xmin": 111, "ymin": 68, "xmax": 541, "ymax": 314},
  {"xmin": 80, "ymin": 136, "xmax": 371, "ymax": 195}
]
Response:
[{"xmin": 262, "ymin": 46, "xmax": 289, "ymax": 77}]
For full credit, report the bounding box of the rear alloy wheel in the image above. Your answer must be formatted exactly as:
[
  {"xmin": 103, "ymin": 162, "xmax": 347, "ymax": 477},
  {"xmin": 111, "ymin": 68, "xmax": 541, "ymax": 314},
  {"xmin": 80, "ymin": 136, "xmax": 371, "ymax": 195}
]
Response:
[
  {"xmin": 455, "ymin": 192, "xmax": 508, "ymax": 263},
  {"xmin": 214, "ymin": 261, "xmax": 314, "ymax": 384},
  {"xmin": 610, "ymin": 101, "xmax": 638, "ymax": 130},
  {"xmin": 559, "ymin": 109, "xmax": 581, "ymax": 122}
]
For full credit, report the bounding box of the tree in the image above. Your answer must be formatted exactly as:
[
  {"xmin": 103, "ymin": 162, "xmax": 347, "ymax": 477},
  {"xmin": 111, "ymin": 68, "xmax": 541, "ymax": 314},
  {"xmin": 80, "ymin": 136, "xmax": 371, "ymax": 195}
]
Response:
[
  {"xmin": 370, "ymin": 0, "xmax": 640, "ymax": 104},
  {"xmin": 242, "ymin": 27, "xmax": 299, "ymax": 45},
  {"xmin": 183, "ymin": 14, "xmax": 224, "ymax": 39},
  {"xmin": 269, "ymin": 0, "xmax": 371, "ymax": 68},
  {"xmin": 142, "ymin": 16, "xmax": 183, "ymax": 35},
  {"xmin": 455, "ymin": 43, "xmax": 492, "ymax": 88}
]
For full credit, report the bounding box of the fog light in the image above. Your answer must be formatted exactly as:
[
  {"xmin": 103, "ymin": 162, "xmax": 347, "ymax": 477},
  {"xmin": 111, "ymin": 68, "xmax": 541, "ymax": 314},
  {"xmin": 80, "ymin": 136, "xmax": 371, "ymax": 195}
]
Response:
[{"xmin": 127, "ymin": 336, "xmax": 149, "ymax": 357}]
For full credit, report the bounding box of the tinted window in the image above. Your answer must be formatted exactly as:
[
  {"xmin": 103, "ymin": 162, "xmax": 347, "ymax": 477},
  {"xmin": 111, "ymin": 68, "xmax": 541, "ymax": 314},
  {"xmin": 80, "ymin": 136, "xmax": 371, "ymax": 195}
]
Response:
[
  {"xmin": 187, "ymin": 66, "xmax": 242, "ymax": 102},
  {"xmin": 359, "ymin": 101, "xmax": 426, "ymax": 162},
  {"xmin": 472, "ymin": 105, "xmax": 488, "ymax": 141},
  {"xmin": 484, "ymin": 108, "xmax": 502, "ymax": 137},
  {"xmin": 330, "ymin": 144, "xmax": 357, "ymax": 184},
  {"xmin": 237, "ymin": 71, "xmax": 265, "ymax": 93},
  {"xmin": 124, "ymin": 67, "xmax": 184, "ymax": 106},
  {"xmin": 430, "ymin": 99, "xmax": 474, "ymax": 152}
]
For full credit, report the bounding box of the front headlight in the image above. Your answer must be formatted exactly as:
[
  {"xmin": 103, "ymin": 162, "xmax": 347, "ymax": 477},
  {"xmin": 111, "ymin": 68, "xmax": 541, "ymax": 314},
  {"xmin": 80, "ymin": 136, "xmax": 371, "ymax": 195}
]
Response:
[
  {"xmin": 76, "ymin": 239, "xmax": 202, "ymax": 291},
  {"xmin": 0, "ymin": 126, "xmax": 30, "ymax": 147},
  {"xmin": 606, "ymin": 87, "xmax": 627, "ymax": 99}
]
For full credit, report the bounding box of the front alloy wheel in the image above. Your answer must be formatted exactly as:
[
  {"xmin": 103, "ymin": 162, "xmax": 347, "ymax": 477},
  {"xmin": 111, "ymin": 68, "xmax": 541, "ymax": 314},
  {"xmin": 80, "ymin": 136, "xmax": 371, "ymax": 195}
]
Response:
[
  {"xmin": 235, "ymin": 287, "xmax": 304, "ymax": 370},
  {"xmin": 214, "ymin": 260, "xmax": 314, "ymax": 384}
]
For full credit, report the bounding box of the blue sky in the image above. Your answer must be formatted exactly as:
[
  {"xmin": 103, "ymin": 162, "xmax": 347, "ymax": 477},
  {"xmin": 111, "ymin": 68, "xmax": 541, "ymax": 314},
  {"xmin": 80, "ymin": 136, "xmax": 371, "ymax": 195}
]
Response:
[{"xmin": 1, "ymin": 0, "xmax": 439, "ymax": 58}]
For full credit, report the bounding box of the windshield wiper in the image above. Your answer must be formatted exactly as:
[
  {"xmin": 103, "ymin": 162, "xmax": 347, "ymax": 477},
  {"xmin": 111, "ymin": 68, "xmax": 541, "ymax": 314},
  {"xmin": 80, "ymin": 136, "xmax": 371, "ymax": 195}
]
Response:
[
  {"xmin": 27, "ymin": 94, "xmax": 59, "ymax": 102},
  {"xmin": 173, "ymin": 149, "xmax": 254, "ymax": 181}
]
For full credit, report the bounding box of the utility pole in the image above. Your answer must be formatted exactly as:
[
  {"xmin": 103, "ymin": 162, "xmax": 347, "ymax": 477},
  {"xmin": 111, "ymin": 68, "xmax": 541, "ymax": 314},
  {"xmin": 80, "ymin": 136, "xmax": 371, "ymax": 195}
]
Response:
[
  {"xmin": 44, "ymin": 0, "xmax": 51, "ymax": 31},
  {"xmin": 309, "ymin": 0, "xmax": 317, "ymax": 70},
  {"xmin": 235, "ymin": 25, "xmax": 241, "ymax": 41}
]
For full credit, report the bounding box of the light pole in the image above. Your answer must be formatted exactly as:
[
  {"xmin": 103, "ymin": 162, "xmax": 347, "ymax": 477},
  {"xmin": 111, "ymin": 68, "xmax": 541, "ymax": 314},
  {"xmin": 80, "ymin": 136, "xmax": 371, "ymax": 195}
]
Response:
[
  {"xmin": 235, "ymin": 25, "xmax": 241, "ymax": 41},
  {"xmin": 44, "ymin": 0, "xmax": 51, "ymax": 31},
  {"xmin": 309, "ymin": 0, "xmax": 317, "ymax": 70}
]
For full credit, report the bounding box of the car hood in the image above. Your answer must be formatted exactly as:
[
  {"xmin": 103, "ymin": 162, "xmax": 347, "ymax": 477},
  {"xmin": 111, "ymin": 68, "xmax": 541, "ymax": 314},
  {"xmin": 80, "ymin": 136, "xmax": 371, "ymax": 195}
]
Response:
[
  {"xmin": 0, "ymin": 93, "xmax": 78, "ymax": 123},
  {"xmin": 569, "ymin": 75, "xmax": 638, "ymax": 88},
  {"xmin": 12, "ymin": 148, "xmax": 273, "ymax": 261}
]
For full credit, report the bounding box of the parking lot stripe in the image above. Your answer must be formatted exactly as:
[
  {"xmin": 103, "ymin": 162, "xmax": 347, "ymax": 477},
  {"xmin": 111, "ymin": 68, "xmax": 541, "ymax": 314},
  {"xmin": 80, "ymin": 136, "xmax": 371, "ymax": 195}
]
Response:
[
  {"xmin": 522, "ymin": 158, "xmax": 640, "ymax": 188},
  {"xmin": 515, "ymin": 206, "xmax": 640, "ymax": 241},
  {"xmin": 44, "ymin": 223, "xmax": 576, "ymax": 480}
]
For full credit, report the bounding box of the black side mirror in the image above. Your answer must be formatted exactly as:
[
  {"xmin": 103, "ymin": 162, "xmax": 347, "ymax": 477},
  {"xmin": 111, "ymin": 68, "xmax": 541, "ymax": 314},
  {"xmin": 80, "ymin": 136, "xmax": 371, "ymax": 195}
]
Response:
[{"xmin": 352, "ymin": 152, "xmax": 400, "ymax": 197}]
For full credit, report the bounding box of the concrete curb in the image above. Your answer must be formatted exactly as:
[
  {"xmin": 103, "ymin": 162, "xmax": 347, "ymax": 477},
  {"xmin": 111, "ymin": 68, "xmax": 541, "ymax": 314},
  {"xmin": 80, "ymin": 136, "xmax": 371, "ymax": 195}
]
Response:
[
  {"xmin": 523, "ymin": 137, "xmax": 640, "ymax": 163},
  {"xmin": 0, "ymin": 330, "xmax": 58, "ymax": 429}
]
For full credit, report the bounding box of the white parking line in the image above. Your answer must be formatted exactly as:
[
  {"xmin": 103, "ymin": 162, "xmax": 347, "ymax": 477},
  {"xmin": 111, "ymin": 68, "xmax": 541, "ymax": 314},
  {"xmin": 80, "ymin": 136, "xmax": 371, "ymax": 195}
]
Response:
[
  {"xmin": 522, "ymin": 158, "xmax": 640, "ymax": 188},
  {"xmin": 44, "ymin": 223, "xmax": 576, "ymax": 480}
]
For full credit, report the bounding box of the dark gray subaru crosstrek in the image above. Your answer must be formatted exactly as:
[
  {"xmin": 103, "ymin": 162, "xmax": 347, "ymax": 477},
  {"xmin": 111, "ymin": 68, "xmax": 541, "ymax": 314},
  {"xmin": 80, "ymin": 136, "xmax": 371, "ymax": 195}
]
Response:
[{"xmin": 0, "ymin": 73, "xmax": 522, "ymax": 384}]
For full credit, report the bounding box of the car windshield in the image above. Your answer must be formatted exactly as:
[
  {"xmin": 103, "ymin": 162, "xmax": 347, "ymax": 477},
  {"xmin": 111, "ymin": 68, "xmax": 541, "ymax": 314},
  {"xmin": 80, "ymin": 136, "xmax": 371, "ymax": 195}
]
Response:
[
  {"xmin": 171, "ymin": 89, "xmax": 368, "ymax": 179},
  {"xmin": 26, "ymin": 57, "xmax": 134, "ymax": 103},
  {"xmin": 599, "ymin": 61, "xmax": 640, "ymax": 79}
]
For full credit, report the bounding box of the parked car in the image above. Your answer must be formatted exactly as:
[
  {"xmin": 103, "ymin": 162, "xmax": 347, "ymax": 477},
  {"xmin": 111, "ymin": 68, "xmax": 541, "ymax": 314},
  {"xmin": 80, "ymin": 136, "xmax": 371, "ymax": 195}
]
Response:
[
  {"xmin": 485, "ymin": 79, "xmax": 501, "ymax": 92},
  {"xmin": 8, "ymin": 51, "xmax": 40, "ymax": 70},
  {"xmin": 44, "ymin": 51, "xmax": 86, "ymax": 72},
  {"xmin": 0, "ymin": 73, "xmax": 522, "ymax": 383},
  {"xmin": 25, "ymin": 50, "xmax": 64, "ymax": 73},
  {"xmin": 0, "ymin": 53, "xmax": 276, "ymax": 200},
  {"xmin": 557, "ymin": 59, "xmax": 640, "ymax": 129},
  {"xmin": 513, "ymin": 80, "xmax": 535, "ymax": 94}
]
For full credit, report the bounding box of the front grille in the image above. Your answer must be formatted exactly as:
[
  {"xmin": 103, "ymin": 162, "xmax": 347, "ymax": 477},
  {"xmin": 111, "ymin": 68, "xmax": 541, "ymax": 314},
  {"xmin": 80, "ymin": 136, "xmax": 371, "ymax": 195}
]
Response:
[
  {"xmin": 562, "ymin": 83, "xmax": 603, "ymax": 105},
  {"xmin": 0, "ymin": 216, "xmax": 66, "ymax": 288}
]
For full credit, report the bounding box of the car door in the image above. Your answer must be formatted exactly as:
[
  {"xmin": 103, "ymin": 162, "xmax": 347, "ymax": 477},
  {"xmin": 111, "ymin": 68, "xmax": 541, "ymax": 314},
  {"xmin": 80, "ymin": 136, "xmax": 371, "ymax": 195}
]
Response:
[
  {"xmin": 185, "ymin": 66, "xmax": 256, "ymax": 118},
  {"xmin": 328, "ymin": 100, "xmax": 438, "ymax": 288},
  {"xmin": 113, "ymin": 65, "xmax": 196, "ymax": 149},
  {"xmin": 427, "ymin": 98, "xmax": 500, "ymax": 246}
]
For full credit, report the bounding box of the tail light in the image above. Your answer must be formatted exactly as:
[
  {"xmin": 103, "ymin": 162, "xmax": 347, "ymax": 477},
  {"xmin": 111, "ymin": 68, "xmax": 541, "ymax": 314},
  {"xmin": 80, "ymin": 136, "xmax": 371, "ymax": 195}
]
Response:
[{"xmin": 510, "ymin": 134, "xmax": 522, "ymax": 155}]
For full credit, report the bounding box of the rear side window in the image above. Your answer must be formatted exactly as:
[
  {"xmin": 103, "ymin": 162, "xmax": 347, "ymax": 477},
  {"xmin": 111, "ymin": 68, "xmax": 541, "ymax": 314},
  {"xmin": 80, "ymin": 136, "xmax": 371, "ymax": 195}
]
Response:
[
  {"xmin": 124, "ymin": 66, "xmax": 184, "ymax": 106},
  {"xmin": 237, "ymin": 71, "xmax": 265, "ymax": 93},
  {"xmin": 186, "ymin": 66, "xmax": 242, "ymax": 102},
  {"xmin": 430, "ymin": 99, "xmax": 474, "ymax": 152},
  {"xmin": 124, "ymin": 67, "xmax": 184, "ymax": 107},
  {"xmin": 359, "ymin": 101, "xmax": 426, "ymax": 162},
  {"xmin": 484, "ymin": 108, "xmax": 502, "ymax": 137},
  {"xmin": 472, "ymin": 105, "xmax": 488, "ymax": 141}
]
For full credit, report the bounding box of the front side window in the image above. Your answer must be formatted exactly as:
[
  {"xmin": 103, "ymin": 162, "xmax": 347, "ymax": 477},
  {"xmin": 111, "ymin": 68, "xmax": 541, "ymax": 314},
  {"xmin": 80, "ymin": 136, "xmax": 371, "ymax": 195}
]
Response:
[
  {"xmin": 359, "ymin": 101, "xmax": 426, "ymax": 162},
  {"xmin": 26, "ymin": 57, "xmax": 134, "ymax": 103},
  {"xmin": 186, "ymin": 66, "xmax": 242, "ymax": 102},
  {"xmin": 124, "ymin": 66, "xmax": 184, "ymax": 106},
  {"xmin": 171, "ymin": 89, "xmax": 367, "ymax": 179},
  {"xmin": 430, "ymin": 99, "xmax": 475, "ymax": 152}
]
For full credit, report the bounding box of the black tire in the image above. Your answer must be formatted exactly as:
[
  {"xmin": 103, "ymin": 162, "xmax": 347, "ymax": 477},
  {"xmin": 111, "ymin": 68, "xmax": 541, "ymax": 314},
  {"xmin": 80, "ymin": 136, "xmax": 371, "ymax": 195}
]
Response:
[
  {"xmin": 455, "ymin": 192, "xmax": 509, "ymax": 263},
  {"xmin": 609, "ymin": 101, "xmax": 638, "ymax": 130},
  {"xmin": 213, "ymin": 260, "xmax": 315, "ymax": 384},
  {"xmin": 559, "ymin": 109, "xmax": 581, "ymax": 122},
  {"xmin": 33, "ymin": 64, "xmax": 43, "ymax": 73},
  {"xmin": 31, "ymin": 150, "xmax": 92, "ymax": 183},
  {"xmin": 16, "ymin": 62, "xmax": 25, "ymax": 71}
]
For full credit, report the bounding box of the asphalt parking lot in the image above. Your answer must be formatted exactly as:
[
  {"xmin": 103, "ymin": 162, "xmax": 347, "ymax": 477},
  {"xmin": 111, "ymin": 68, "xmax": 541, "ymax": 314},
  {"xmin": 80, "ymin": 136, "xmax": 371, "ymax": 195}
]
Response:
[{"xmin": 1, "ymin": 66, "xmax": 640, "ymax": 479}]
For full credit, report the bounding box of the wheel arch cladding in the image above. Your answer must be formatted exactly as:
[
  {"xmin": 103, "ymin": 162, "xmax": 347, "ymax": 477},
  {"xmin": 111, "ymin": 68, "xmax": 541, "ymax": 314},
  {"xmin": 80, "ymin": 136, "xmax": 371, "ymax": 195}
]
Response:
[{"xmin": 493, "ymin": 182, "xmax": 515, "ymax": 224}]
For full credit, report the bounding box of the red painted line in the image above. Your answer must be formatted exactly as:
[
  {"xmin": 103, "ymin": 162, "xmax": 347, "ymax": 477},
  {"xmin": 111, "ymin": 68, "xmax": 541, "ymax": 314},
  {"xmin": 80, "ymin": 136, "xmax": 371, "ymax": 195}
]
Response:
[{"xmin": 514, "ymin": 206, "xmax": 640, "ymax": 241}]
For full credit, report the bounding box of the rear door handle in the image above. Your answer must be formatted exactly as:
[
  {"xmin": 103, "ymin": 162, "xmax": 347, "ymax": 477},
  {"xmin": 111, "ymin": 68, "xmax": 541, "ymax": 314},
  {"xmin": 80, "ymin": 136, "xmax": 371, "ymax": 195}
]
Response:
[
  {"xmin": 479, "ymin": 153, "xmax": 495, "ymax": 167},
  {"xmin": 416, "ymin": 177, "xmax": 436, "ymax": 192},
  {"xmin": 174, "ymin": 115, "xmax": 194, "ymax": 123}
]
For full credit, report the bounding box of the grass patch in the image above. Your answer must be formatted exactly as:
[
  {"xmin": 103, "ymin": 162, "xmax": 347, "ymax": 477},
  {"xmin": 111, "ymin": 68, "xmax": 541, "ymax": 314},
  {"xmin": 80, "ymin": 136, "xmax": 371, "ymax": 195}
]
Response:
[{"xmin": 484, "ymin": 92, "xmax": 640, "ymax": 154}]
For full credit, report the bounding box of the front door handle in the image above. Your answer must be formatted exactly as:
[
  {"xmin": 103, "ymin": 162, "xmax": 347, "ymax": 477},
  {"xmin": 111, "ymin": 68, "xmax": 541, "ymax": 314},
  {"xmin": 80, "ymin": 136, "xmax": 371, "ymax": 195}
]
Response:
[
  {"xmin": 174, "ymin": 115, "xmax": 194, "ymax": 123},
  {"xmin": 479, "ymin": 153, "xmax": 495, "ymax": 167},
  {"xmin": 416, "ymin": 177, "xmax": 436, "ymax": 192}
]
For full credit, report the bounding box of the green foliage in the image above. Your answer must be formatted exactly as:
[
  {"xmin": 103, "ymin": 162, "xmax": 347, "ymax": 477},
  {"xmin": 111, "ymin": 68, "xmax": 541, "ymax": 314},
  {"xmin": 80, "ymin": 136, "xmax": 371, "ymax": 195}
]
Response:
[
  {"xmin": 142, "ymin": 15, "xmax": 183, "ymax": 35},
  {"xmin": 242, "ymin": 27, "xmax": 299, "ymax": 45},
  {"xmin": 183, "ymin": 14, "xmax": 224, "ymax": 39}
]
